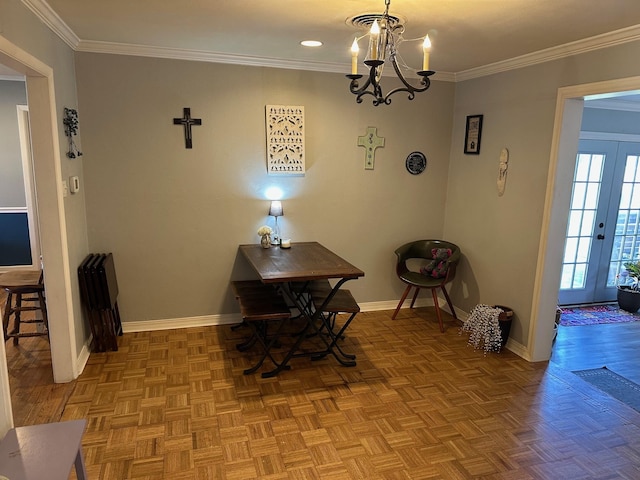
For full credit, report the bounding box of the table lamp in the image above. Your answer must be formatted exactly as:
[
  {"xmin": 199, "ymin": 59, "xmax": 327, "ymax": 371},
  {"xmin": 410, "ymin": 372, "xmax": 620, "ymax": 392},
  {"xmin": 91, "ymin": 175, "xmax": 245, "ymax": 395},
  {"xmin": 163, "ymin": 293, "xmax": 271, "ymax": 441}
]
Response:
[{"xmin": 269, "ymin": 200, "xmax": 283, "ymax": 245}]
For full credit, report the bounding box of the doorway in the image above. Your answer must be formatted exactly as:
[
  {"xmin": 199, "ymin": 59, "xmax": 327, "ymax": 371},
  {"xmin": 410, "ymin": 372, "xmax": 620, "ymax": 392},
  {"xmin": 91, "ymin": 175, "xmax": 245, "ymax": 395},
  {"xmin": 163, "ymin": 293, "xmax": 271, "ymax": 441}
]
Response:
[
  {"xmin": 0, "ymin": 35, "xmax": 79, "ymax": 432},
  {"xmin": 530, "ymin": 78, "xmax": 640, "ymax": 363},
  {"xmin": 559, "ymin": 139, "xmax": 640, "ymax": 305}
]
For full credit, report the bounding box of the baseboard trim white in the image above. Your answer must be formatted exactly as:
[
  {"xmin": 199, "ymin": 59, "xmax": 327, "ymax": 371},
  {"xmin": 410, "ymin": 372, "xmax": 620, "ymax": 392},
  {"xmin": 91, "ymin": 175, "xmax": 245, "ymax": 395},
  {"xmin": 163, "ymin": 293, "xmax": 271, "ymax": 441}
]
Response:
[
  {"xmin": 75, "ymin": 337, "xmax": 92, "ymax": 376},
  {"xmin": 122, "ymin": 313, "xmax": 242, "ymax": 333},
  {"xmin": 122, "ymin": 298, "xmax": 449, "ymax": 332}
]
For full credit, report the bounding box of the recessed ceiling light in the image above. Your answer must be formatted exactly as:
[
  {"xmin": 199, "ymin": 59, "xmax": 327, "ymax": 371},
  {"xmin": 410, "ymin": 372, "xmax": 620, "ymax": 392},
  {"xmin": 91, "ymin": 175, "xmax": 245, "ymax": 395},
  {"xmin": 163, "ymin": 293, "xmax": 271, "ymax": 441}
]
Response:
[{"xmin": 301, "ymin": 40, "xmax": 323, "ymax": 47}]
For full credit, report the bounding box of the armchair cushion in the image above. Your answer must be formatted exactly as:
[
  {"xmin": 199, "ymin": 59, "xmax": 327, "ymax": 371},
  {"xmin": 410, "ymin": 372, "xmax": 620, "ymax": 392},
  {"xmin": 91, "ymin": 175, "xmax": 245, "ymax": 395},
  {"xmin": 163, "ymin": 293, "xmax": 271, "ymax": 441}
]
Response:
[{"xmin": 420, "ymin": 248, "xmax": 452, "ymax": 279}]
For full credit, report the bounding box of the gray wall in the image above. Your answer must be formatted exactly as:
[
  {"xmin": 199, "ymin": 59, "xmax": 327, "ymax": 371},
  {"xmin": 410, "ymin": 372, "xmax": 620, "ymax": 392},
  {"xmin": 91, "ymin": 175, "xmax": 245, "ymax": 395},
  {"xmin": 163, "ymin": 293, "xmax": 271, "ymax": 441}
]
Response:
[
  {"xmin": 444, "ymin": 40, "xmax": 640, "ymax": 348},
  {"xmin": 1, "ymin": 0, "xmax": 90, "ymax": 359},
  {"xmin": 0, "ymin": 79, "xmax": 26, "ymax": 207},
  {"xmin": 75, "ymin": 53, "xmax": 455, "ymax": 322},
  {"xmin": 582, "ymin": 106, "xmax": 640, "ymax": 134}
]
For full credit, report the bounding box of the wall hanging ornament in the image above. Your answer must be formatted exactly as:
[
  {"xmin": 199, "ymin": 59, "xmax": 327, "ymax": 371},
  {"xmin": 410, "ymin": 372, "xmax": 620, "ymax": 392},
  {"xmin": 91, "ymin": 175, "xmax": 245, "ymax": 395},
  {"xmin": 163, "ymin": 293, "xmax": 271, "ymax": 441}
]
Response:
[
  {"xmin": 357, "ymin": 126, "xmax": 385, "ymax": 170},
  {"xmin": 406, "ymin": 151, "xmax": 427, "ymax": 175},
  {"xmin": 63, "ymin": 107, "xmax": 82, "ymax": 158},
  {"xmin": 173, "ymin": 107, "xmax": 202, "ymax": 149},
  {"xmin": 497, "ymin": 147, "xmax": 509, "ymax": 196},
  {"xmin": 266, "ymin": 105, "xmax": 305, "ymax": 175}
]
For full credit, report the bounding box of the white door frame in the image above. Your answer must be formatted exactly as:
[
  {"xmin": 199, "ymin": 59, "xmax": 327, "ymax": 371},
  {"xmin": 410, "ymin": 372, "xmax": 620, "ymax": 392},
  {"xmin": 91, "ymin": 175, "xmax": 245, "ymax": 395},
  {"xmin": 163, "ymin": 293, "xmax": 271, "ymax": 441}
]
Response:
[
  {"xmin": 0, "ymin": 35, "xmax": 78, "ymax": 435},
  {"xmin": 530, "ymin": 76, "xmax": 640, "ymax": 362},
  {"xmin": 16, "ymin": 104, "xmax": 42, "ymax": 269}
]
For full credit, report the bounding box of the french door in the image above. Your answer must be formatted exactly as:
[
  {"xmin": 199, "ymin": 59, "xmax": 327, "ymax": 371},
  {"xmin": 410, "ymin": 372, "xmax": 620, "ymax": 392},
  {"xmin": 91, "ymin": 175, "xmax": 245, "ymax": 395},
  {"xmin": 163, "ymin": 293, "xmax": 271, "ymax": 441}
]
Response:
[{"xmin": 559, "ymin": 140, "xmax": 640, "ymax": 305}]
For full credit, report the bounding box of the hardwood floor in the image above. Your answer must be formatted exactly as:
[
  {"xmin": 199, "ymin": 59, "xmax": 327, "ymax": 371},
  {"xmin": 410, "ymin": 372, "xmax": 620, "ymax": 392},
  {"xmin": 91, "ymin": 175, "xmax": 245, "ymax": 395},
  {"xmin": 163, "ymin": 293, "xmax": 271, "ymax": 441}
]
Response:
[
  {"xmin": 550, "ymin": 321, "xmax": 640, "ymax": 385},
  {"xmin": 4, "ymin": 308, "xmax": 640, "ymax": 479}
]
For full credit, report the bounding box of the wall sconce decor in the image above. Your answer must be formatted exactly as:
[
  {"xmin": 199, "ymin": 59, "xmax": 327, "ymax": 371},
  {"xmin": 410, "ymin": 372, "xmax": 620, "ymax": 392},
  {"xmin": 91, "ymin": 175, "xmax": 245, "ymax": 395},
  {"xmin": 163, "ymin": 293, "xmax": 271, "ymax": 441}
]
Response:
[{"xmin": 63, "ymin": 107, "xmax": 83, "ymax": 158}]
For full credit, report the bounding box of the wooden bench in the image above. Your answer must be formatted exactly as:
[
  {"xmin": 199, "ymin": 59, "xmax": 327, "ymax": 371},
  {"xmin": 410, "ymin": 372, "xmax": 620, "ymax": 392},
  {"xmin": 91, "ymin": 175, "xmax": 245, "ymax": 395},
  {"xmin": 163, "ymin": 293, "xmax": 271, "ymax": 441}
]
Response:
[
  {"xmin": 231, "ymin": 281, "xmax": 292, "ymax": 375},
  {"xmin": 231, "ymin": 280, "xmax": 291, "ymax": 321}
]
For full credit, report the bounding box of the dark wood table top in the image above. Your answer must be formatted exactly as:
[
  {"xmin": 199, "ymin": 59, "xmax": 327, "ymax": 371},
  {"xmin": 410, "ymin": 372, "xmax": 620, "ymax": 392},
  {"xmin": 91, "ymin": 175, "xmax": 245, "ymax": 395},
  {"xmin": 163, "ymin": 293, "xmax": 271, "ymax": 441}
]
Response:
[{"xmin": 239, "ymin": 242, "xmax": 364, "ymax": 284}]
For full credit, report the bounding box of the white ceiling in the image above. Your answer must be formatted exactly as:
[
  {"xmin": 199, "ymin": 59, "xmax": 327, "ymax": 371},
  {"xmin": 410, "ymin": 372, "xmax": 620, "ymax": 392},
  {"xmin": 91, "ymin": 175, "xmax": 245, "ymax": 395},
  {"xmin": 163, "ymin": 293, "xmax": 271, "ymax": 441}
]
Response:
[{"xmin": 15, "ymin": 0, "xmax": 640, "ymax": 80}]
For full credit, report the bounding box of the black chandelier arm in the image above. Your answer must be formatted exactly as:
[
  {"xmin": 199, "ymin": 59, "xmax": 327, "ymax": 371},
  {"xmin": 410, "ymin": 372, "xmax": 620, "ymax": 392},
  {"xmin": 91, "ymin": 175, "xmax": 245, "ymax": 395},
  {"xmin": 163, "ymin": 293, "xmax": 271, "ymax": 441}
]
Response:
[
  {"xmin": 390, "ymin": 56, "xmax": 434, "ymax": 94},
  {"xmin": 347, "ymin": 62, "xmax": 386, "ymax": 105},
  {"xmin": 376, "ymin": 65, "xmax": 434, "ymax": 105},
  {"xmin": 347, "ymin": 74, "xmax": 370, "ymax": 99},
  {"xmin": 381, "ymin": 76, "xmax": 431, "ymax": 103},
  {"xmin": 347, "ymin": 60, "xmax": 435, "ymax": 105}
]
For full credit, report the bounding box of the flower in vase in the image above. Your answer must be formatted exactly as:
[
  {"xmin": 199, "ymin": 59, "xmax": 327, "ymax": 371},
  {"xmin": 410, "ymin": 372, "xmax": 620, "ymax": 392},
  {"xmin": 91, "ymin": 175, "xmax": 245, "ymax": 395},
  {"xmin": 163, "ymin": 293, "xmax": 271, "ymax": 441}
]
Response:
[{"xmin": 257, "ymin": 225, "xmax": 273, "ymax": 236}]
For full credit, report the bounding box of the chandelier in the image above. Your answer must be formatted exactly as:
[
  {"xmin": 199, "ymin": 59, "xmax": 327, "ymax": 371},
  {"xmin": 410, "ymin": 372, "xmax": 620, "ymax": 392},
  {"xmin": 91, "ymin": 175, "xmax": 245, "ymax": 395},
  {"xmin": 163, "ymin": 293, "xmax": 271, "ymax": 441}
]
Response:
[{"xmin": 347, "ymin": 0, "xmax": 434, "ymax": 106}]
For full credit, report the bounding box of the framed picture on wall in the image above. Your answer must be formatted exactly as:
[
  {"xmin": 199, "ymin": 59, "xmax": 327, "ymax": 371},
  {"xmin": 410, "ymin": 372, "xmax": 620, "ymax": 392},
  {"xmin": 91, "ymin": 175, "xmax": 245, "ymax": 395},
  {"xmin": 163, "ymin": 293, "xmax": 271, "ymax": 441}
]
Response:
[{"xmin": 464, "ymin": 114, "xmax": 483, "ymax": 154}]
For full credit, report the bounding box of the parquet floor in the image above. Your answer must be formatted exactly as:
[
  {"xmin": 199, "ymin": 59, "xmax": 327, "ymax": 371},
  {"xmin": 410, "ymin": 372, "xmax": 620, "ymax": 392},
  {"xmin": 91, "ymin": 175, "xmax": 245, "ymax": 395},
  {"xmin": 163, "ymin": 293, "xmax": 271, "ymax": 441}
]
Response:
[{"xmin": 5, "ymin": 308, "xmax": 640, "ymax": 479}]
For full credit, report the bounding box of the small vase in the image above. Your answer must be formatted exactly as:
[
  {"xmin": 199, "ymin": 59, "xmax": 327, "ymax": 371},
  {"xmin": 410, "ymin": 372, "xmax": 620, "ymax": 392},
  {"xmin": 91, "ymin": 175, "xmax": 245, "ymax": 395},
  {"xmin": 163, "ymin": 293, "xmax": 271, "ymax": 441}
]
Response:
[{"xmin": 261, "ymin": 234, "xmax": 271, "ymax": 249}]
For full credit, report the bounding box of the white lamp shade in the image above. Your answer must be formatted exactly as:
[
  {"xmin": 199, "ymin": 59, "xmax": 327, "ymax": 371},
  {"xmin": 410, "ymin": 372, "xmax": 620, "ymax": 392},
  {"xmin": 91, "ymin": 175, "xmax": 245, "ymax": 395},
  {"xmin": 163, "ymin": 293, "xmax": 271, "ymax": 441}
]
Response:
[{"xmin": 269, "ymin": 200, "xmax": 283, "ymax": 217}]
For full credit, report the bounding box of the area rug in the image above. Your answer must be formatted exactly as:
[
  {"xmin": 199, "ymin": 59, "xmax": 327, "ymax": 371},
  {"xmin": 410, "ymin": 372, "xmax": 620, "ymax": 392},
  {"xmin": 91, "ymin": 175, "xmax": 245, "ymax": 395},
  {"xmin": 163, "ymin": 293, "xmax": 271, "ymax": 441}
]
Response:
[
  {"xmin": 559, "ymin": 304, "xmax": 640, "ymax": 326},
  {"xmin": 573, "ymin": 367, "xmax": 640, "ymax": 412}
]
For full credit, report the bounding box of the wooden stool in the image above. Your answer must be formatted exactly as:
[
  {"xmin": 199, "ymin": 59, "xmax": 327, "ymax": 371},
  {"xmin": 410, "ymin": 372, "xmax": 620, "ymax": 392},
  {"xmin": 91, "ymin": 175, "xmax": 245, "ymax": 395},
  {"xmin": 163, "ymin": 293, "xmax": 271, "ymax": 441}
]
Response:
[
  {"xmin": 310, "ymin": 288, "xmax": 360, "ymax": 365},
  {"xmin": 231, "ymin": 281, "xmax": 292, "ymax": 376},
  {"xmin": 0, "ymin": 419, "xmax": 87, "ymax": 480},
  {"xmin": 0, "ymin": 270, "xmax": 48, "ymax": 345}
]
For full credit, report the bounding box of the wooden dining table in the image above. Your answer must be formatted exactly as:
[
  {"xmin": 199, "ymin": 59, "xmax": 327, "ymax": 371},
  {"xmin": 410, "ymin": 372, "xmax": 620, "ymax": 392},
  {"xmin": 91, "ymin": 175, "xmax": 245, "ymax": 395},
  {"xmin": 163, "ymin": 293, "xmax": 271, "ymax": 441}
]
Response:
[{"xmin": 238, "ymin": 241, "xmax": 364, "ymax": 376}]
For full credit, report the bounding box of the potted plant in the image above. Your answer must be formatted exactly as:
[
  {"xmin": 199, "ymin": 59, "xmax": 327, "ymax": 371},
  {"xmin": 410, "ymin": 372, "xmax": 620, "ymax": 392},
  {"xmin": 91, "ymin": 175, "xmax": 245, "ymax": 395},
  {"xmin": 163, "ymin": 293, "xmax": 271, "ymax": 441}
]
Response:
[
  {"xmin": 617, "ymin": 260, "xmax": 640, "ymax": 313},
  {"xmin": 461, "ymin": 304, "xmax": 511, "ymax": 354}
]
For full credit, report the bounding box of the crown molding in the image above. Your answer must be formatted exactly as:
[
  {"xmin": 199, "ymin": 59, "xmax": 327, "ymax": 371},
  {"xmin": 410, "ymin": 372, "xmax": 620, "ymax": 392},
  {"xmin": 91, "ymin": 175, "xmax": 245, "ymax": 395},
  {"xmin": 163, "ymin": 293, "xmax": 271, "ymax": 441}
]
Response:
[
  {"xmin": 20, "ymin": 0, "xmax": 79, "ymax": 49},
  {"xmin": 21, "ymin": 1, "xmax": 640, "ymax": 83},
  {"xmin": 76, "ymin": 39, "xmax": 457, "ymax": 82},
  {"xmin": 76, "ymin": 40, "xmax": 346, "ymax": 73},
  {"xmin": 455, "ymin": 24, "xmax": 640, "ymax": 82}
]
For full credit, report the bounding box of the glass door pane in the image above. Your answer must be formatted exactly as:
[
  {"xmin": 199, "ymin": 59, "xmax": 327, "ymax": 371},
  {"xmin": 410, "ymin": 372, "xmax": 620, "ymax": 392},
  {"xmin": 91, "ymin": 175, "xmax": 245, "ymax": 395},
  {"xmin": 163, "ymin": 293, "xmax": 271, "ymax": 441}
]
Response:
[
  {"xmin": 607, "ymin": 147, "xmax": 640, "ymax": 289},
  {"xmin": 560, "ymin": 153, "xmax": 603, "ymax": 290},
  {"xmin": 559, "ymin": 140, "xmax": 619, "ymax": 305}
]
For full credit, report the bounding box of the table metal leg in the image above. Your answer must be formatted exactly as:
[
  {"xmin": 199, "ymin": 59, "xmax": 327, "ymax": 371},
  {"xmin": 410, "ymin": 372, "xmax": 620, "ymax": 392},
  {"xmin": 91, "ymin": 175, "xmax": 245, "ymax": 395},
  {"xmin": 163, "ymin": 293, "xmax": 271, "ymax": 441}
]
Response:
[
  {"xmin": 75, "ymin": 447, "xmax": 88, "ymax": 480},
  {"xmin": 261, "ymin": 278, "xmax": 356, "ymax": 377}
]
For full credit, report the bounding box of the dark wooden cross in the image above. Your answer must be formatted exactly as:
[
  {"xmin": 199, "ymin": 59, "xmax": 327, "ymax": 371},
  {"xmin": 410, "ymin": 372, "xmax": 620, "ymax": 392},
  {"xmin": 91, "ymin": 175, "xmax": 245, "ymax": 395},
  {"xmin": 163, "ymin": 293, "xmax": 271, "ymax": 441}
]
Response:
[{"xmin": 173, "ymin": 107, "xmax": 202, "ymax": 149}]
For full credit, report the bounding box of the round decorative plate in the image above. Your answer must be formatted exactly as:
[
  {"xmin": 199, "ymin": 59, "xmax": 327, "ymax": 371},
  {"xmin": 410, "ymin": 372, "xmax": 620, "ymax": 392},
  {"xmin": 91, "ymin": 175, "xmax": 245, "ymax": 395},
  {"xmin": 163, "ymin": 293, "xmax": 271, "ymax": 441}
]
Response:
[{"xmin": 406, "ymin": 151, "xmax": 427, "ymax": 175}]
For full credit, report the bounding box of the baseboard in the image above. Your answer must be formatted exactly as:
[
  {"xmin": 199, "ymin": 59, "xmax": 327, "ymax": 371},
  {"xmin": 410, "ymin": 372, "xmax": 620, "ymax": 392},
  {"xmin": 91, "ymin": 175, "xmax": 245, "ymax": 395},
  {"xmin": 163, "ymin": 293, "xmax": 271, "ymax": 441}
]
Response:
[
  {"xmin": 503, "ymin": 338, "xmax": 528, "ymax": 359},
  {"xmin": 75, "ymin": 336, "xmax": 92, "ymax": 376},
  {"xmin": 122, "ymin": 313, "xmax": 242, "ymax": 333},
  {"xmin": 122, "ymin": 297, "xmax": 452, "ymax": 332}
]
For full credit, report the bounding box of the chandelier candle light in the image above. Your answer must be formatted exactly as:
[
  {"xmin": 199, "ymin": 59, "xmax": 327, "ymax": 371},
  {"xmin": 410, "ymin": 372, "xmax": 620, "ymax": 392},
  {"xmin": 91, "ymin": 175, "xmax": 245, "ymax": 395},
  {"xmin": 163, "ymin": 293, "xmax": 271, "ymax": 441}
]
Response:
[{"xmin": 347, "ymin": 0, "xmax": 435, "ymax": 106}]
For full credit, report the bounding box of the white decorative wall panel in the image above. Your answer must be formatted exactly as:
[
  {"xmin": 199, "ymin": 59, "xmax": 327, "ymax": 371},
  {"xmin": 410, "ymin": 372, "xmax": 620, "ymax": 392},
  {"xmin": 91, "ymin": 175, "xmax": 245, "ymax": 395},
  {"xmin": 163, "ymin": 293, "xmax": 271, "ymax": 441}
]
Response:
[{"xmin": 266, "ymin": 105, "xmax": 305, "ymax": 175}]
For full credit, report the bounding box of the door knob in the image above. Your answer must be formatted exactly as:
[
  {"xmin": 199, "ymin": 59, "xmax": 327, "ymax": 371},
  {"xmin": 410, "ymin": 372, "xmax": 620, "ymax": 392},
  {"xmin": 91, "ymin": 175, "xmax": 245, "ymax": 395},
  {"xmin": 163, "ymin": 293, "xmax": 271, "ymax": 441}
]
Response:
[{"xmin": 597, "ymin": 234, "xmax": 605, "ymax": 240}]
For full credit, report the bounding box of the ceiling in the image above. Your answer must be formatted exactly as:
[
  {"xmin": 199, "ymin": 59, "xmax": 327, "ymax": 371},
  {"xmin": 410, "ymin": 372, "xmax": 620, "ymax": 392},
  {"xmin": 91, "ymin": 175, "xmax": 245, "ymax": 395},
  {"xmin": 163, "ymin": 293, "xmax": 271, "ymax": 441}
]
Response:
[{"xmin": 8, "ymin": 0, "xmax": 640, "ymax": 81}]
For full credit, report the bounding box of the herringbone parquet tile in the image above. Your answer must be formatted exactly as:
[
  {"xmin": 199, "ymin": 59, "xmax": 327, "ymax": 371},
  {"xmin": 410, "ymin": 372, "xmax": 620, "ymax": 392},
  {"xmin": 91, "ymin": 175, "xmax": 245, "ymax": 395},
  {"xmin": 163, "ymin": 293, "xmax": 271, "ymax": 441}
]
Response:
[{"xmin": 52, "ymin": 308, "xmax": 640, "ymax": 479}]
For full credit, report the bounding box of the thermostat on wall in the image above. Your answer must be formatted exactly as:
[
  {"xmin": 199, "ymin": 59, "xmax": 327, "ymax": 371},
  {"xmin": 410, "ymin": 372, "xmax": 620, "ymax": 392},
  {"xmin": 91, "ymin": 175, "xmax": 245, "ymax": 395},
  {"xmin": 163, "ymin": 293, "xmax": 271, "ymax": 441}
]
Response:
[{"xmin": 70, "ymin": 176, "xmax": 80, "ymax": 194}]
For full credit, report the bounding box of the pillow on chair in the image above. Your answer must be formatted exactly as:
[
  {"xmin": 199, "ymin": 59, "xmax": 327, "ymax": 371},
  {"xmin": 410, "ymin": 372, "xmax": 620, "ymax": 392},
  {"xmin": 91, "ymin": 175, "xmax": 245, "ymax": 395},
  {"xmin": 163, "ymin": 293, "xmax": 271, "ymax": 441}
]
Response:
[{"xmin": 420, "ymin": 248, "xmax": 452, "ymax": 278}]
